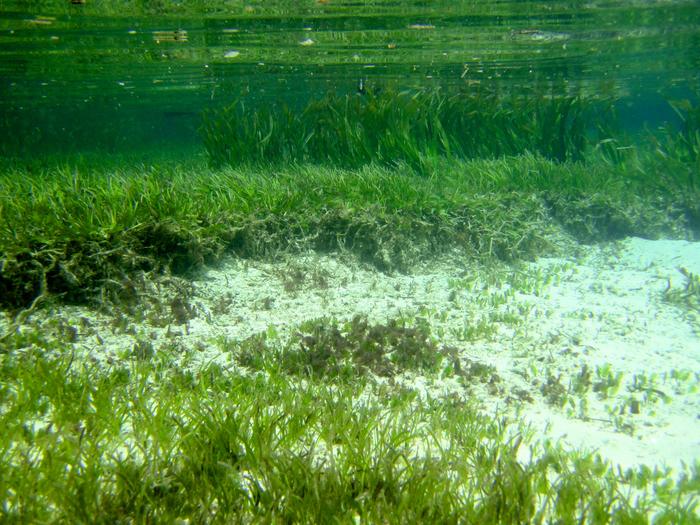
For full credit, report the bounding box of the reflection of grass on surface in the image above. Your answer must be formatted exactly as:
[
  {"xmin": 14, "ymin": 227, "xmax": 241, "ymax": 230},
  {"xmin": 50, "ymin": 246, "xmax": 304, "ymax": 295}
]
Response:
[{"xmin": 1, "ymin": 325, "xmax": 698, "ymax": 523}]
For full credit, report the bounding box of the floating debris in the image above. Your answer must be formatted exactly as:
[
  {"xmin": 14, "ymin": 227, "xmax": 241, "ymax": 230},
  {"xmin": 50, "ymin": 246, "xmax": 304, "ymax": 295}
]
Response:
[
  {"xmin": 299, "ymin": 38, "xmax": 315, "ymax": 46},
  {"xmin": 408, "ymin": 24, "xmax": 435, "ymax": 30},
  {"xmin": 224, "ymin": 50, "xmax": 241, "ymax": 58}
]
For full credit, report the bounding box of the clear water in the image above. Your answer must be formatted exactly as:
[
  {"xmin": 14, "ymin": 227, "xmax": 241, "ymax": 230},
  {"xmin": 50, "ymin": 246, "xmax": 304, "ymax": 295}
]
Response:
[{"xmin": 1, "ymin": 0, "xmax": 699, "ymax": 158}]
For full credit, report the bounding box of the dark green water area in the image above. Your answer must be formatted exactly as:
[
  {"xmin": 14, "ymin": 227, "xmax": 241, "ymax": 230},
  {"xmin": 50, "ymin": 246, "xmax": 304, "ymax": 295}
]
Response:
[{"xmin": 1, "ymin": 0, "xmax": 700, "ymax": 307}]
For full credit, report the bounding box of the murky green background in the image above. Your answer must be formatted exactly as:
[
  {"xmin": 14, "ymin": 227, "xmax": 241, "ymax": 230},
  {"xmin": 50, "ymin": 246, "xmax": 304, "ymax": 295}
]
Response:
[{"xmin": 1, "ymin": 0, "xmax": 699, "ymax": 158}]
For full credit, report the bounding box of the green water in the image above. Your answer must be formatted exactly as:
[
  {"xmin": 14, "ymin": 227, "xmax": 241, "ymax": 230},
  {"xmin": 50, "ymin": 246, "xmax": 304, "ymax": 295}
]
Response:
[
  {"xmin": 1, "ymin": 0, "xmax": 699, "ymax": 158},
  {"xmin": 3, "ymin": 5, "xmax": 700, "ymax": 522}
]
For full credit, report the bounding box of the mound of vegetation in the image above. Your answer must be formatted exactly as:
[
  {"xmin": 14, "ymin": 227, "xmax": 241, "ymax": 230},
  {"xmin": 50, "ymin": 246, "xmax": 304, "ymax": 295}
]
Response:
[{"xmin": 1, "ymin": 95, "xmax": 698, "ymax": 310}]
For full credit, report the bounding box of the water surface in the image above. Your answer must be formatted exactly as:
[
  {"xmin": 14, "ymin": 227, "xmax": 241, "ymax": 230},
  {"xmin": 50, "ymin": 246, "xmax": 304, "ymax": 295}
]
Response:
[{"xmin": 1, "ymin": 0, "xmax": 698, "ymax": 157}]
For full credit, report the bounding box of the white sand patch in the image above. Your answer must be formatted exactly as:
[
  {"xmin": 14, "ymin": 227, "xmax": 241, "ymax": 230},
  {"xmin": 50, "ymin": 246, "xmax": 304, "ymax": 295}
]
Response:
[
  {"xmin": 4, "ymin": 237, "xmax": 699, "ymax": 473},
  {"xmin": 511, "ymin": 238, "xmax": 700, "ymax": 470}
]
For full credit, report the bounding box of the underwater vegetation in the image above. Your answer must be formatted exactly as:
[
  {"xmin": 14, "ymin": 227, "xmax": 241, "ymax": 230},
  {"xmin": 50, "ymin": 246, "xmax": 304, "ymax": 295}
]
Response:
[
  {"xmin": 0, "ymin": 148, "xmax": 697, "ymax": 310},
  {"xmin": 0, "ymin": 95, "xmax": 698, "ymax": 310},
  {"xmin": 648, "ymin": 98, "xmax": 700, "ymax": 229},
  {"xmin": 1, "ymin": 318, "xmax": 699, "ymax": 523},
  {"xmin": 2, "ymin": 3, "xmax": 699, "ymax": 521},
  {"xmin": 663, "ymin": 267, "xmax": 700, "ymax": 328},
  {"xmin": 1, "ymin": 94, "xmax": 700, "ymax": 525},
  {"xmin": 237, "ymin": 314, "xmax": 455, "ymax": 379},
  {"xmin": 200, "ymin": 86, "xmax": 607, "ymax": 170},
  {"xmin": 667, "ymin": 98, "xmax": 700, "ymax": 167}
]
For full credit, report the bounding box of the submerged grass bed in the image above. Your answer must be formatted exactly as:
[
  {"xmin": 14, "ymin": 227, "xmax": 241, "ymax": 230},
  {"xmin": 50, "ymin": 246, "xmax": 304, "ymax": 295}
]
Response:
[
  {"xmin": 0, "ymin": 147, "xmax": 697, "ymax": 310},
  {"xmin": 0, "ymin": 325, "xmax": 698, "ymax": 523},
  {"xmin": 2, "ymin": 117, "xmax": 700, "ymax": 520},
  {"xmin": 2, "ymin": 89, "xmax": 698, "ymax": 308},
  {"xmin": 200, "ymin": 87, "xmax": 607, "ymax": 170}
]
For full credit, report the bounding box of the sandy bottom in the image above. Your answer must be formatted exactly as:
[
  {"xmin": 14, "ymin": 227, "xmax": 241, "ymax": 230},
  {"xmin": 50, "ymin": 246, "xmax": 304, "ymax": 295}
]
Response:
[{"xmin": 7, "ymin": 237, "xmax": 700, "ymax": 472}]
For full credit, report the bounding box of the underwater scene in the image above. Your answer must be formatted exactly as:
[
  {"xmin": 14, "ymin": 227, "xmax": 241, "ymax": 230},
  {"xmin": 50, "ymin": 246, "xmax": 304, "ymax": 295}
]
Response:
[{"xmin": 1, "ymin": 0, "xmax": 700, "ymax": 522}]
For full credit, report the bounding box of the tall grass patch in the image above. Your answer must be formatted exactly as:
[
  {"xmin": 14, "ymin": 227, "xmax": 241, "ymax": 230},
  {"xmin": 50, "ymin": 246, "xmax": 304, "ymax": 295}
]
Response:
[{"xmin": 200, "ymin": 87, "xmax": 612, "ymax": 170}]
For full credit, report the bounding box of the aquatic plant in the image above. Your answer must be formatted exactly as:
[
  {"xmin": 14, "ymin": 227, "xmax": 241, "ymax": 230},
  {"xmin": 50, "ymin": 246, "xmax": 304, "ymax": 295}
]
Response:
[
  {"xmin": 667, "ymin": 98, "xmax": 700, "ymax": 168},
  {"xmin": 200, "ymin": 87, "xmax": 609, "ymax": 170},
  {"xmin": 1, "ymin": 326, "xmax": 699, "ymax": 523},
  {"xmin": 292, "ymin": 315, "xmax": 453, "ymax": 378},
  {"xmin": 1, "ymin": 148, "xmax": 696, "ymax": 310},
  {"xmin": 663, "ymin": 266, "xmax": 700, "ymax": 316},
  {"xmin": 235, "ymin": 314, "xmax": 457, "ymax": 380},
  {"xmin": 618, "ymin": 96, "xmax": 700, "ymax": 232}
]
